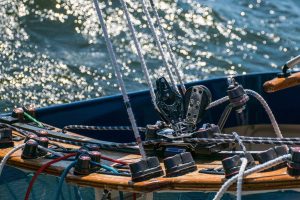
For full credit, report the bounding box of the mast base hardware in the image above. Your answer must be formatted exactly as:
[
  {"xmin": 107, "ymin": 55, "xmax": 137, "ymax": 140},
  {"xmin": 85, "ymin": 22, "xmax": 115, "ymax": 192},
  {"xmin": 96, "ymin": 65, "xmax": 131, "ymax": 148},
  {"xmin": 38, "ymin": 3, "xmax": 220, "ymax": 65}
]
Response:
[
  {"xmin": 129, "ymin": 157, "xmax": 164, "ymax": 182},
  {"xmin": 163, "ymin": 152, "xmax": 197, "ymax": 177},
  {"xmin": 184, "ymin": 85, "xmax": 212, "ymax": 128},
  {"xmin": 257, "ymin": 146, "xmax": 288, "ymax": 171},
  {"xmin": 287, "ymin": 147, "xmax": 300, "ymax": 177},
  {"xmin": 0, "ymin": 127, "xmax": 14, "ymax": 148}
]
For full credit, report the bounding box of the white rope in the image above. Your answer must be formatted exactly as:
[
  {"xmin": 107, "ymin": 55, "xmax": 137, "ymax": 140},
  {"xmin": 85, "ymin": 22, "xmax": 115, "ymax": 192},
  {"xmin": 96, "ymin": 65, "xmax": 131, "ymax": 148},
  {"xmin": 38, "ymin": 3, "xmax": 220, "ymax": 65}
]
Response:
[
  {"xmin": 245, "ymin": 89, "xmax": 282, "ymax": 138},
  {"xmin": 206, "ymin": 96, "xmax": 229, "ymax": 110},
  {"xmin": 139, "ymin": 0, "xmax": 179, "ymax": 92},
  {"xmin": 37, "ymin": 145, "xmax": 64, "ymax": 157},
  {"xmin": 213, "ymin": 154, "xmax": 291, "ymax": 200},
  {"xmin": 236, "ymin": 158, "xmax": 247, "ymax": 200},
  {"xmin": 0, "ymin": 143, "xmax": 26, "ymax": 176},
  {"xmin": 93, "ymin": 0, "xmax": 147, "ymax": 159},
  {"xmin": 119, "ymin": 0, "xmax": 159, "ymax": 111},
  {"xmin": 148, "ymin": 0, "xmax": 186, "ymax": 93}
]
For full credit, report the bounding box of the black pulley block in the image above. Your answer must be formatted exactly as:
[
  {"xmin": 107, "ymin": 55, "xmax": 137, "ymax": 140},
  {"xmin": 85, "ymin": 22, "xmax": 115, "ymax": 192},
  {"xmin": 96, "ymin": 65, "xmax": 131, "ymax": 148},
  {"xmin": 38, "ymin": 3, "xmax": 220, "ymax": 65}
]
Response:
[{"xmin": 155, "ymin": 77, "xmax": 184, "ymax": 124}]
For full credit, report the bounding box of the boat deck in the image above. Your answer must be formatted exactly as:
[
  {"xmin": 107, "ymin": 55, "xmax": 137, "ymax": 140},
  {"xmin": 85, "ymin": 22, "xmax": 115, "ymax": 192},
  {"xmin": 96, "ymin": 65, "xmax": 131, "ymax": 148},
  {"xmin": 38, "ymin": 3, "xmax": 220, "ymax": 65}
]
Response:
[{"xmin": 1, "ymin": 124, "xmax": 300, "ymax": 193}]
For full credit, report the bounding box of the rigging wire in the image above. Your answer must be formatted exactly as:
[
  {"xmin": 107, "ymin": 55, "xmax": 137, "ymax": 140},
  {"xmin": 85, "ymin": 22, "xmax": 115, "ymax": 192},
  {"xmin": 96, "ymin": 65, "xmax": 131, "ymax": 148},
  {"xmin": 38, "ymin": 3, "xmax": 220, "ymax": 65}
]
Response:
[
  {"xmin": 148, "ymin": 0, "xmax": 186, "ymax": 93},
  {"xmin": 119, "ymin": 0, "xmax": 159, "ymax": 111},
  {"xmin": 38, "ymin": 145, "xmax": 64, "ymax": 157},
  {"xmin": 93, "ymin": 0, "xmax": 147, "ymax": 160},
  {"xmin": 139, "ymin": 0, "xmax": 179, "ymax": 93},
  {"xmin": 24, "ymin": 153, "xmax": 77, "ymax": 200}
]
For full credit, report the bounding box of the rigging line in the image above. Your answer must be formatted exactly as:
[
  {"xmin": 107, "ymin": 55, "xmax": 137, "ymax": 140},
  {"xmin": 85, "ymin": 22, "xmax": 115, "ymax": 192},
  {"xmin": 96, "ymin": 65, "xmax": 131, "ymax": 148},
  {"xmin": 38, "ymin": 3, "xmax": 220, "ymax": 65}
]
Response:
[
  {"xmin": 213, "ymin": 154, "xmax": 291, "ymax": 200},
  {"xmin": 139, "ymin": 0, "xmax": 179, "ymax": 93},
  {"xmin": 62, "ymin": 125, "xmax": 146, "ymax": 133},
  {"xmin": 215, "ymin": 133, "xmax": 300, "ymax": 142},
  {"xmin": 93, "ymin": 0, "xmax": 147, "ymax": 160},
  {"xmin": 54, "ymin": 161, "xmax": 77, "ymax": 200},
  {"xmin": 119, "ymin": 0, "xmax": 158, "ymax": 111},
  {"xmin": 245, "ymin": 89, "xmax": 282, "ymax": 138},
  {"xmin": 24, "ymin": 153, "xmax": 77, "ymax": 200},
  {"xmin": 0, "ymin": 143, "xmax": 26, "ymax": 176},
  {"xmin": 232, "ymin": 132, "xmax": 247, "ymax": 152},
  {"xmin": 236, "ymin": 158, "xmax": 247, "ymax": 200},
  {"xmin": 148, "ymin": 0, "xmax": 186, "ymax": 93}
]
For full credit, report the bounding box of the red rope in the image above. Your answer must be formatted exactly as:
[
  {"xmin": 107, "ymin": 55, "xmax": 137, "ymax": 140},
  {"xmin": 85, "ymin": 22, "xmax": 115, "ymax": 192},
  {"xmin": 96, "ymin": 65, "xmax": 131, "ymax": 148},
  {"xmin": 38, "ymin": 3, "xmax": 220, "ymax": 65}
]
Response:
[
  {"xmin": 101, "ymin": 155, "xmax": 128, "ymax": 165},
  {"xmin": 24, "ymin": 153, "xmax": 76, "ymax": 200}
]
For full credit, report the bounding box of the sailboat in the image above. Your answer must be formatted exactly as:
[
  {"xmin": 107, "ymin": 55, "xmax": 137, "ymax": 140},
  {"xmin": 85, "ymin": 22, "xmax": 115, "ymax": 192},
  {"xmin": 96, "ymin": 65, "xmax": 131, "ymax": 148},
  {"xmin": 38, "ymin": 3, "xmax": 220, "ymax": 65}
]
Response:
[{"xmin": 1, "ymin": 0, "xmax": 300, "ymax": 199}]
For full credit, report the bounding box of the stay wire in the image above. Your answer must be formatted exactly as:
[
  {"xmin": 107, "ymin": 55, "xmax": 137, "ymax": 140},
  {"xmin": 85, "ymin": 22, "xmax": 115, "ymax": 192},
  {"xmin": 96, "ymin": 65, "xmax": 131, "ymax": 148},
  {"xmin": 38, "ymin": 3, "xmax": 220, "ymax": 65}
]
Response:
[
  {"xmin": 119, "ymin": 0, "xmax": 159, "ymax": 111},
  {"xmin": 93, "ymin": 0, "xmax": 147, "ymax": 159},
  {"xmin": 139, "ymin": 0, "xmax": 179, "ymax": 93},
  {"xmin": 148, "ymin": 0, "xmax": 186, "ymax": 93}
]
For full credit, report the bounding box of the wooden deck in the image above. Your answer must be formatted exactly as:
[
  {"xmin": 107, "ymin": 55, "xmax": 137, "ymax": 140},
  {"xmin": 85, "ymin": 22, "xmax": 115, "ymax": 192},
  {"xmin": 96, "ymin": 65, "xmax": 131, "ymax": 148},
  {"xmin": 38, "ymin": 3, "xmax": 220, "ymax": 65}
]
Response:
[{"xmin": 1, "ymin": 124, "xmax": 300, "ymax": 193}]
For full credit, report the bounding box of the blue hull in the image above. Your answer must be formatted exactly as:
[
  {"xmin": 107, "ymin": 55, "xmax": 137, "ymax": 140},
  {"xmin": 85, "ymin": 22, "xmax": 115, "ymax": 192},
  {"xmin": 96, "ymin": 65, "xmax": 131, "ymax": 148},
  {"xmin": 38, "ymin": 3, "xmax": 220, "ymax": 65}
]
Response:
[{"xmin": 36, "ymin": 72, "xmax": 300, "ymax": 143}]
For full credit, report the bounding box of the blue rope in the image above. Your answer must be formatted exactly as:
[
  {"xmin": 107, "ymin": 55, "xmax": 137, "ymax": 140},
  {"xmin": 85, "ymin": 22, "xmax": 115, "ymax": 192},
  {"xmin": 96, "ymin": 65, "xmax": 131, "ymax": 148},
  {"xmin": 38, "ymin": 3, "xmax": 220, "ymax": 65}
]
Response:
[
  {"xmin": 54, "ymin": 161, "xmax": 77, "ymax": 200},
  {"xmin": 90, "ymin": 161, "xmax": 119, "ymax": 174}
]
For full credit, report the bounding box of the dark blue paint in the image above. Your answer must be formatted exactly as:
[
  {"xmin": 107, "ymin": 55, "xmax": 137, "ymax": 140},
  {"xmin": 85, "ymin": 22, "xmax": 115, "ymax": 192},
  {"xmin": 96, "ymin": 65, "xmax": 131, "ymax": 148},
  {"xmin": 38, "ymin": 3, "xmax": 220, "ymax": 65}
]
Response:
[{"xmin": 36, "ymin": 72, "xmax": 300, "ymax": 143}]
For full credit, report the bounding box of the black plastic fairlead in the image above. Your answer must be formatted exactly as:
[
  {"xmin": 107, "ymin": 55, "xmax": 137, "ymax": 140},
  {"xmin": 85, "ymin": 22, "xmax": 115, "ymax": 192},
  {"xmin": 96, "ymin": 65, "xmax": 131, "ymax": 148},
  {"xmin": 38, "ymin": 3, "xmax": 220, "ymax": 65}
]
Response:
[
  {"xmin": 287, "ymin": 147, "xmax": 300, "ymax": 177},
  {"xmin": 163, "ymin": 152, "xmax": 197, "ymax": 177},
  {"xmin": 222, "ymin": 155, "xmax": 242, "ymax": 179},
  {"xmin": 257, "ymin": 146, "xmax": 288, "ymax": 171},
  {"xmin": 129, "ymin": 157, "xmax": 164, "ymax": 182}
]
